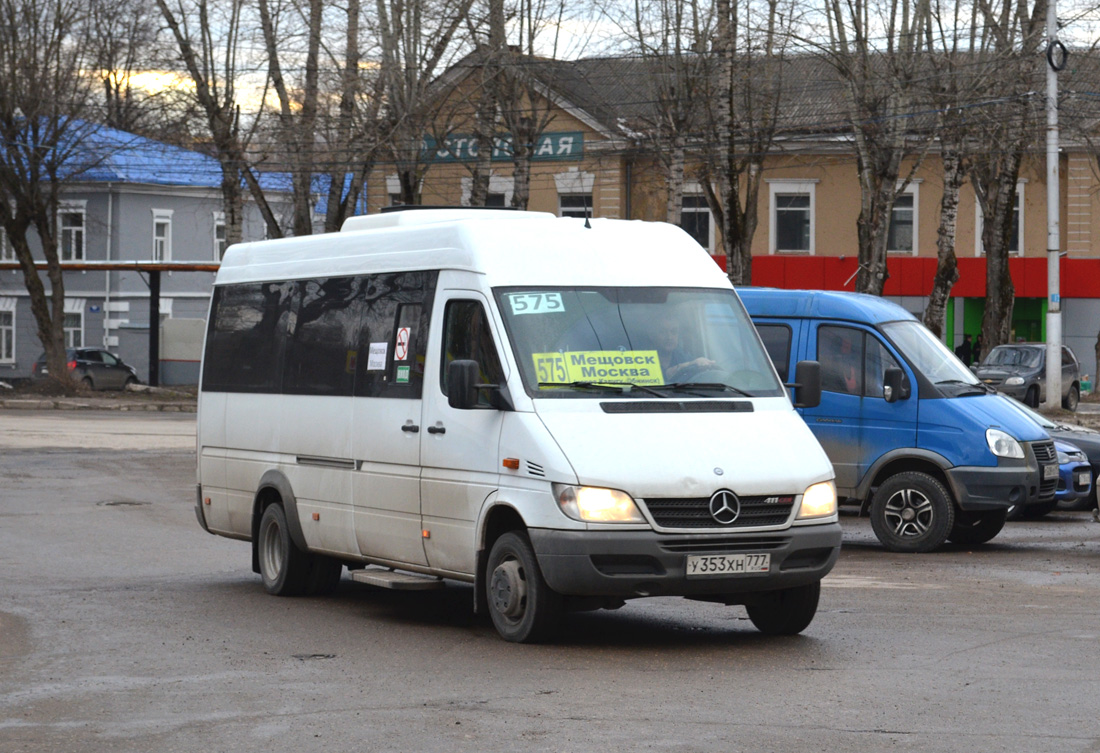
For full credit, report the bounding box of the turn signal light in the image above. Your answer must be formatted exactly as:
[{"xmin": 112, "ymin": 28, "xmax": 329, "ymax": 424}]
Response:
[{"xmin": 502, "ymin": 458, "xmax": 520, "ymax": 470}]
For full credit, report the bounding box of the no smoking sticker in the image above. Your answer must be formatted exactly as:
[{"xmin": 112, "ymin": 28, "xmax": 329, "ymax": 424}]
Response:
[{"xmin": 395, "ymin": 327, "xmax": 410, "ymax": 361}]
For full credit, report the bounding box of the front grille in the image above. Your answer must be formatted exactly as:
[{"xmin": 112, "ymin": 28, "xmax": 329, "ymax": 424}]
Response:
[
  {"xmin": 642, "ymin": 495, "xmax": 795, "ymax": 529},
  {"xmin": 1032, "ymin": 440, "xmax": 1056, "ymax": 463}
]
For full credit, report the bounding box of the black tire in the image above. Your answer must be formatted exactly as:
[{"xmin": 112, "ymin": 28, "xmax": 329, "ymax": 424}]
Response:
[
  {"xmin": 1020, "ymin": 499, "xmax": 1058, "ymax": 519},
  {"xmin": 1063, "ymin": 384, "xmax": 1080, "ymax": 412},
  {"xmin": 485, "ymin": 531, "xmax": 562, "ymax": 643},
  {"xmin": 745, "ymin": 581, "xmax": 821, "ymax": 636},
  {"xmin": 1058, "ymin": 485, "xmax": 1096, "ymax": 512},
  {"xmin": 1025, "ymin": 385, "xmax": 1039, "ymax": 408},
  {"xmin": 81, "ymin": 376, "xmax": 94, "ymax": 390},
  {"xmin": 123, "ymin": 376, "xmax": 137, "ymax": 390},
  {"xmin": 257, "ymin": 503, "xmax": 313, "ymax": 596},
  {"xmin": 947, "ymin": 509, "xmax": 1007, "ymax": 546},
  {"xmin": 869, "ymin": 471, "xmax": 955, "ymax": 553}
]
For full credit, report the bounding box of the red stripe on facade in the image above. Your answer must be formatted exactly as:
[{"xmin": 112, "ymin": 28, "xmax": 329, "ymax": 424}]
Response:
[{"xmin": 712, "ymin": 255, "xmax": 1100, "ymax": 298}]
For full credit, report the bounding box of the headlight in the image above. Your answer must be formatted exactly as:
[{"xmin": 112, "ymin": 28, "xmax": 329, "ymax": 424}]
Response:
[
  {"xmin": 797, "ymin": 480, "xmax": 837, "ymax": 519},
  {"xmin": 986, "ymin": 428, "xmax": 1024, "ymax": 459},
  {"xmin": 1005, "ymin": 376, "xmax": 1024, "ymax": 386},
  {"xmin": 1058, "ymin": 450, "xmax": 1086, "ymax": 463},
  {"xmin": 553, "ymin": 483, "xmax": 644, "ymax": 523}
]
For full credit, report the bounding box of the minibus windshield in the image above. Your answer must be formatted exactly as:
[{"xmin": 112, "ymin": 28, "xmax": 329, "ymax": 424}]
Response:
[
  {"xmin": 495, "ymin": 286, "xmax": 785, "ymax": 399},
  {"xmin": 881, "ymin": 320, "xmax": 981, "ymax": 387}
]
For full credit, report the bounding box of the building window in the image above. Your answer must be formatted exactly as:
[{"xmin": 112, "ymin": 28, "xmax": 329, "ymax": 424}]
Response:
[
  {"xmin": 152, "ymin": 209, "xmax": 173, "ymax": 261},
  {"xmin": 768, "ymin": 181, "xmax": 816, "ymax": 254},
  {"xmin": 213, "ymin": 212, "xmax": 228, "ymax": 260},
  {"xmin": 976, "ymin": 182, "xmax": 1024, "ymax": 256},
  {"xmin": 485, "ymin": 193, "xmax": 506, "ymax": 207},
  {"xmin": 888, "ymin": 192, "xmax": 915, "ymax": 254},
  {"xmin": 0, "ymin": 228, "xmax": 13, "ymax": 261},
  {"xmin": 559, "ymin": 194, "xmax": 592, "ymax": 219},
  {"xmin": 681, "ymin": 195, "xmax": 712, "ymax": 250},
  {"xmin": 59, "ymin": 207, "xmax": 85, "ymax": 261},
  {"xmin": 64, "ymin": 312, "xmax": 83, "ymax": 348},
  {"xmin": 0, "ymin": 303, "xmax": 13, "ymax": 363}
]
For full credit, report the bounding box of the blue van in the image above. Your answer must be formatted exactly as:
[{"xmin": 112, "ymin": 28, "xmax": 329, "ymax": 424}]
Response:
[{"xmin": 740, "ymin": 289, "xmax": 1058, "ymax": 553}]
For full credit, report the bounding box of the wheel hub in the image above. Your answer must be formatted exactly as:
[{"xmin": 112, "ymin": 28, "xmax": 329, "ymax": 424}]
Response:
[{"xmin": 490, "ymin": 559, "xmax": 526, "ymax": 619}]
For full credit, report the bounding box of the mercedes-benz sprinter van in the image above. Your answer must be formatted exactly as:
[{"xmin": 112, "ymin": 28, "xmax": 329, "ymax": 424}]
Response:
[
  {"xmin": 741, "ymin": 288, "xmax": 1057, "ymax": 553},
  {"xmin": 196, "ymin": 209, "xmax": 841, "ymax": 642}
]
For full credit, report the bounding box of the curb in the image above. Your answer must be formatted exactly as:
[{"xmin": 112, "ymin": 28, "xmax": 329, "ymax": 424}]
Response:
[{"xmin": 0, "ymin": 399, "xmax": 196, "ymax": 412}]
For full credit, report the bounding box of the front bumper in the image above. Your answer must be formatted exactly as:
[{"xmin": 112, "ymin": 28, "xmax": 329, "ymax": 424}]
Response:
[
  {"xmin": 946, "ymin": 446, "xmax": 1058, "ymax": 511},
  {"xmin": 528, "ymin": 523, "xmax": 842, "ymax": 599}
]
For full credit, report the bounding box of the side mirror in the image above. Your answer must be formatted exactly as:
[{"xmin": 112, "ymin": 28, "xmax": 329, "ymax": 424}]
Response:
[
  {"xmin": 883, "ymin": 367, "xmax": 903, "ymax": 403},
  {"xmin": 787, "ymin": 360, "xmax": 821, "ymax": 409},
  {"xmin": 447, "ymin": 359, "xmax": 514, "ymax": 411},
  {"xmin": 447, "ymin": 360, "xmax": 479, "ymax": 410}
]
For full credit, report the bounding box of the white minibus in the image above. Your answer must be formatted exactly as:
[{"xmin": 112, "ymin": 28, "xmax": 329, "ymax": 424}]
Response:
[{"xmin": 196, "ymin": 208, "xmax": 841, "ymax": 642}]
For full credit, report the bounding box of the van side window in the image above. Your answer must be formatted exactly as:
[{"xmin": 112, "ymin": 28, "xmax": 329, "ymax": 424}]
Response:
[
  {"xmin": 755, "ymin": 323, "xmax": 791, "ymax": 381},
  {"xmin": 441, "ymin": 300, "xmax": 505, "ymax": 404},
  {"xmin": 863, "ymin": 336, "xmax": 903, "ymax": 399},
  {"xmin": 818, "ymin": 326, "xmax": 864, "ymax": 395},
  {"xmin": 203, "ymin": 282, "xmax": 295, "ymax": 393},
  {"xmin": 284, "ymin": 277, "xmax": 360, "ymax": 396},
  {"xmin": 355, "ymin": 271, "xmax": 437, "ymax": 399}
]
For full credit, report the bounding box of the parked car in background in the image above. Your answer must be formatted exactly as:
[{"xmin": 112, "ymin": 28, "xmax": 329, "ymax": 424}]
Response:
[
  {"xmin": 1053, "ymin": 439, "xmax": 1092, "ymax": 510},
  {"xmin": 973, "ymin": 342, "xmax": 1081, "ymax": 411},
  {"xmin": 1007, "ymin": 398, "xmax": 1100, "ymax": 512},
  {"xmin": 32, "ymin": 348, "xmax": 140, "ymax": 391}
]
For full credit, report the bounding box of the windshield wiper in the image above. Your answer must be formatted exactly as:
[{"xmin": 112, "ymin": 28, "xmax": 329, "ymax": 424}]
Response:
[
  {"xmin": 936, "ymin": 379, "xmax": 993, "ymax": 395},
  {"xmin": 539, "ymin": 381, "xmax": 625, "ymax": 393},
  {"xmin": 660, "ymin": 382, "xmax": 753, "ymax": 397}
]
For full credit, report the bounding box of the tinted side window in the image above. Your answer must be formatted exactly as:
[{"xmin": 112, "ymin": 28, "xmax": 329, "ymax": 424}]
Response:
[
  {"xmin": 818, "ymin": 325, "xmax": 864, "ymax": 395},
  {"xmin": 440, "ymin": 300, "xmax": 505, "ymax": 406},
  {"xmin": 284, "ymin": 277, "xmax": 361, "ymax": 396},
  {"xmin": 203, "ymin": 282, "xmax": 294, "ymax": 392},
  {"xmin": 755, "ymin": 323, "xmax": 791, "ymax": 381},
  {"xmin": 355, "ymin": 271, "xmax": 437, "ymax": 399}
]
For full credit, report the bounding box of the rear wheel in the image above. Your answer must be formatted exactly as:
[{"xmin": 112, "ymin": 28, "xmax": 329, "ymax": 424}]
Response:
[
  {"xmin": 485, "ymin": 531, "xmax": 562, "ymax": 643},
  {"xmin": 869, "ymin": 472, "xmax": 955, "ymax": 553},
  {"xmin": 258, "ymin": 503, "xmax": 313, "ymax": 596},
  {"xmin": 947, "ymin": 509, "xmax": 1007, "ymax": 546},
  {"xmin": 745, "ymin": 581, "xmax": 821, "ymax": 636},
  {"xmin": 81, "ymin": 376, "xmax": 94, "ymax": 390},
  {"xmin": 1063, "ymin": 384, "xmax": 1080, "ymax": 412}
]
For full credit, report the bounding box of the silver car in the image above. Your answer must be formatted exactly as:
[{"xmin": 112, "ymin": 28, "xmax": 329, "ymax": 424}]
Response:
[{"xmin": 973, "ymin": 343, "xmax": 1080, "ymax": 411}]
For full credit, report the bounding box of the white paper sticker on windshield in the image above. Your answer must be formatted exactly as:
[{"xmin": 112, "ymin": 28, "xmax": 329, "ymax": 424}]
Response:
[
  {"xmin": 507, "ymin": 292, "xmax": 564, "ymax": 315},
  {"xmin": 367, "ymin": 342, "xmax": 388, "ymax": 371}
]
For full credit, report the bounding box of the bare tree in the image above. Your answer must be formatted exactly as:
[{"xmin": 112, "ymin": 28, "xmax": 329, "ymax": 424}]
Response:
[
  {"xmin": 155, "ymin": 0, "xmax": 284, "ymax": 242},
  {"xmin": 87, "ymin": 0, "xmax": 162, "ymax": 135},
  {"xmin": 373, "ymin": 0, "xmax": 476, "ymax": 205},
  {"xmin": 812, "ymin": 0, "xmax": 932, "ymax": 295},
  {"xmin": 701, "ymin": 0, "xmax": 793, "ymax": 285},
  {"xmin": 968, "ymin": 0, "xmax": 1048, "ymax": 350},
  {"xmin": 0, "ymin": 0, "xmax": 98, "ymax": 391}
]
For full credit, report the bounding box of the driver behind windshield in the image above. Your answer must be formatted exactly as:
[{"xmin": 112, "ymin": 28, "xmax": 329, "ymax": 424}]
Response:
[{"xmin": 650, "ymin": 314, "xmax": 715, "ymax": 382}]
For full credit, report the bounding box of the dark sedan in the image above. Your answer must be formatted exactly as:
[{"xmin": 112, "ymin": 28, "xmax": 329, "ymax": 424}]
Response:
[
  {"xmin": 1009, "ymin": 399, "xmax": 1099, "ymax": 511},
  {"xmin": 32, "ymin": 348, "xmax": 140, "ymax": 391},
  {"xmin": 974, "ymin": 343, "xmax": 1081, "ymax": 411}
]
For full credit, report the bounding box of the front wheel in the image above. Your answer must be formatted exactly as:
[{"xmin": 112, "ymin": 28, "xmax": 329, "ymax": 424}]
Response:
[
  {"xmin": 485, "ymin": 531, "xmax": 562, "ymax": 643},
  {"xmin": 947, "ymin": 509, "xmax": 1007, "ymax": 546},
  {"xmin": 745, "ymin": 581, "xmax": 821, "ymax": 636},
  {"xmin": 869, "ymin": 472, "xmax": 955, "ymax": 553},
  {"xmin": 1063, "ymin": 384, "xmax": 1080, "ymax": 412}
]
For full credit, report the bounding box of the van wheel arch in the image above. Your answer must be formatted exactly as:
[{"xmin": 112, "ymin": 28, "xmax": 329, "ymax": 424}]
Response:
[
  {"xmin": 861, "ymin": 456, "xmax": 954, "ymax": 509},
  {"xmin": 474, "ymin": 505, "xmax": 528, "ymax": 616},
  {"xmin": 251, "ymin": 472, "xmax": 307, "ymax": 573}
]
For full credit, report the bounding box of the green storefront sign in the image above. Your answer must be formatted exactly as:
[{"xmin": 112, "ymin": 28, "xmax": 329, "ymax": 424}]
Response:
[{"xmin": 421, "ymin": 131, "xmax": 584, "ymax": 162}]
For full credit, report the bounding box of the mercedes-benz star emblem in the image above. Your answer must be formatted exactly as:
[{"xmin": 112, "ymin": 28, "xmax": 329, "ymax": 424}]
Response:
[{"xmin": 709, "ymin": 489, "xmax": 741, "ymax": 525}]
